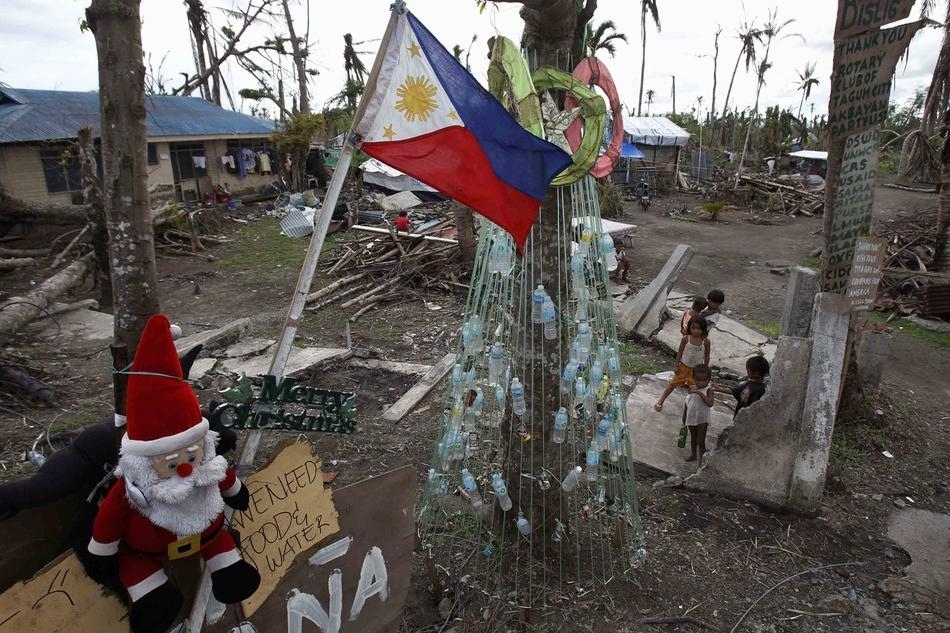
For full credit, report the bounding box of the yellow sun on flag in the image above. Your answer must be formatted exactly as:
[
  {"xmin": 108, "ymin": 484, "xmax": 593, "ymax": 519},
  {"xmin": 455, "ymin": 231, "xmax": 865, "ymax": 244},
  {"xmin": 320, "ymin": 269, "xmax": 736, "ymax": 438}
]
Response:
[{"xmin": 395, "ymin": 75, "xmax": 438, "ymax": 123}]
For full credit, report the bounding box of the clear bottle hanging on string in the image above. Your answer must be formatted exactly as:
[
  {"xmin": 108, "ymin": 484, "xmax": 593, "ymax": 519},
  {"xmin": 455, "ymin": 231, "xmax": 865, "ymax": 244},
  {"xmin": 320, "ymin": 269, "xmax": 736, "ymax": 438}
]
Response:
[
  {"xmin": 578, "ymin": 227, "xmax": 593, "ymax": 256},
  {"xmin": 561, "ymin": 466, "xmax": 583, "ymax": 493},
  {"xmin": 561, "ymin": 358, "xmax": 579, "ymax": 394},
  {"xmin": 461, "ymin": 468, "xmax": 484, "ymax": 512},
  {"xmin": 600, "ymin": 233, "xmax": 618, "ymax": 271},
  {"xmin": 488, "ymin": 341, "xmax": 505, "ymax": 386},
  {"xmin": 607, "ymin": 346, "xmax": 622, "ymax": 385},
  {"xmin": 596, "ymin": 413, "xmax": 613, "ymax": 450},
  {"xmin": 510, "ymin": 377, "xmax": 527, "ymax": 416},
  {"xmin": 573, "ymin": 376, "xmax": 588, "ymax": 414},
  {"xmin": 491, "ymin": 473, "xmax": 513, "ymax": 511},
  {"xmin": 541, "ymin": 296, "xmax": 558, "ymax": 340},
  {"xmin": 532, "ymin": 285, "xmax": 545, "ymax": 324},
  {"xmin": 551, "ymin": 406, "xmax": 568, "ymax": 443},
  {"xmin": 574, "ymin": 286, "xmax": 590, "ymax": 323},
  {"xmin": 515, "ymin": 512, "xmax": 532, "ymax": 536},
  {"xmin": 585, "ymin": 441, "xmax": 601, "ymax": 481},
  {"xmin": 570, "ymin": 253, "xmax": 585, "ymax": 293}
]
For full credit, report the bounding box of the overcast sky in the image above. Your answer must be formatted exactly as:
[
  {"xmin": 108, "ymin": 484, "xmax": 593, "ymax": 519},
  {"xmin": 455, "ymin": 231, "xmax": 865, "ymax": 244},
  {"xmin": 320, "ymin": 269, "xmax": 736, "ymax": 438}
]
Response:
[{"xmin": 0, "ymin": 0, "xmax": 941, "ymax": 121}]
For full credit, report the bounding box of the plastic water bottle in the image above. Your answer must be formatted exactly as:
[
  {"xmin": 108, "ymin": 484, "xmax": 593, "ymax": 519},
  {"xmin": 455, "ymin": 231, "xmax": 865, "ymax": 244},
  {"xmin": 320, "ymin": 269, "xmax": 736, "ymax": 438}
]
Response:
[
  {"xmin": 561, "ymin": 359, "xmax": 579, "ymax": 394},
  {"xmin": 589, "ymin": 359, "xmax": 604, "ymax": 387},
  {"xmin": 596, "ymin": 413, "xmax": 612, "ymax": 450},
  {"xmin": 461, "ymin": 468, "xmax": 484, "ymax": 512},
  {"xmin": 577, "ymin": 321, "xmax": 592, "ymax": 358},
  {"xmin": 561, "ymin": 466, "xmax": 583, "ymax": 493},
  {"xmin": 510, "ymin": 377, "xmax": 527, "ymax": 416},
  {"xmin": 488, "ymin": 342, "xmax": 504, "ymax": 386},
  {"xmin": 491, "ymin": 473, "xmax": 513, "ymax": 511},
  {"xmin": 427, "ymin": 468, "xmax": 441, "ymax": 495},
  {"xmin": 578, "ymin": 228, "xmax": 593, "ymax": 256},
  {"xmin": 541, "ymin": 297, "xmax": 557, "ymax": 340},
  {"xmin": 570, "ymin": 253, "xmax": 585, "ymax": 292},
  {"xmin": 532, "ymin": 285, "xmax": 545, "ymax": 324},
  {"xmin": 607, "ymin": 346, "xmax": 622, "ymax": 385},
  {"xmin": 573, "ymin": 376, "xmax": 588, "ymax": 409},
  {"xmin": 471, "ymin": 389, "xmax": 484, "ymax": 418},
  {"xmin": 585, "ymin": 442, "xmax": 601, "ymax": 481},
  {"xmin": 490, "ymin": 239, "xmax": 513, "ymax": 275},
  {"xmin": 470, "ymin": 314, "xmax": 484, "ymax": 353},
  {"xmin": 551, "ymin": 407, "xmax": 568, "ymax": 443},
  {"xmin": 515, "ymin": 513, "xmax": 532, "ymax": 536},
  {"xmin": 600, "ymin": 233, "xmax": 618, "ymax": 271},
  {"xmin": 451, "ymin": 362, "xmax": 463, "ymax": 386},
  {"xmin": 574, "ymin": 286, "xmax": 590, "ymax": 322}
]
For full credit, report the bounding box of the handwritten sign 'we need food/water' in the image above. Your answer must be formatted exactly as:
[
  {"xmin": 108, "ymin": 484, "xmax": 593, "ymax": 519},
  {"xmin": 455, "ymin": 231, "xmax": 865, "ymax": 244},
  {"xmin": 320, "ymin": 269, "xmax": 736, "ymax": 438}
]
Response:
[{"xmin": 232, "ymin": 442, "xmax": 340, "ymax": 616}]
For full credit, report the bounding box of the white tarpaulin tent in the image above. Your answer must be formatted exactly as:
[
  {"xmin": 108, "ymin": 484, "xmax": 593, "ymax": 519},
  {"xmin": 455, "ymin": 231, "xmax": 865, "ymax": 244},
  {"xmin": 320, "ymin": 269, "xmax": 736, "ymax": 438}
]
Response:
[{"xmin": 622, "ymin": 116, "xmax": 690, "ymax": 147}]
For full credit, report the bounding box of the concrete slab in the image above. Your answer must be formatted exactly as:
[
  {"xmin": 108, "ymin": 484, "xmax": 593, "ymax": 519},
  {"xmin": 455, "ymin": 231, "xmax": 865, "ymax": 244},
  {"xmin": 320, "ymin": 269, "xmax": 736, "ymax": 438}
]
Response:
[
  {"xmin": 881, "ymin": 508, "xmax": 950, "ymax": 617},
  {"xmin": 224, "ymin": 338, "xmax": 276, "ymax": 358},
  {"xmin": 625, "ymin": 373, "xmax": 736, "ymax": 478},
  {"xmin": 190, "ymin": 357, "xmax": 217, "ymax": 377},
  {"xmin": 175, "ymin": 318, "xmax": 251, "ymax": 354},
  {"xmin": 616, "ymin": 244, "xmax": 693, "ymax": 337},
  {"xmin": 29, "ymin": 308, "xmax": 114, "ymax": 343},
  {"xmin": 221, "ymin": 347, "xmax": 350, "ymax": 378},
  {"xmin": 348, "ymin": 358, "xmax": 432, "ymax": 375},
  {"xmin": 378, "ymin": 190, "xmax": 423, "ymax": 210},
  {"xmin": 655, "ymin": 293, "xmax": 777, "ymax": 377}
]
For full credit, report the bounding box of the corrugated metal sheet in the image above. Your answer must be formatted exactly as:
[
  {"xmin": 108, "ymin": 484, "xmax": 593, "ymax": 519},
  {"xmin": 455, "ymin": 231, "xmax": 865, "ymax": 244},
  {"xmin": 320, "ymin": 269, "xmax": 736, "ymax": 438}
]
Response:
[
  {"xmin": 919, "ymin": 284, "xmax": 950, "ymax": 319},
  {"xmin": 0, "ymin": 88, "xmax": 275, "ymax": 144}
]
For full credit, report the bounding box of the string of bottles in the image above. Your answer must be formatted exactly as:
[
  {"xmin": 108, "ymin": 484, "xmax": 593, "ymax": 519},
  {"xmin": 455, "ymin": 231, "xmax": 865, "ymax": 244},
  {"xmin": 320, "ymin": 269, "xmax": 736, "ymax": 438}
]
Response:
[{"xmin": 418, "ymin": 175, "xmax": 646, "ymax": 603}]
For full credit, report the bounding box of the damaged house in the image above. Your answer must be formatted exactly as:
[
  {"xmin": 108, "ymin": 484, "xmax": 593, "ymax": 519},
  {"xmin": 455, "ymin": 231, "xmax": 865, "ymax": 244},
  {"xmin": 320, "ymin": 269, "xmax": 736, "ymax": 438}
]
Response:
[{"xmin": 0, "ymin": 87, "xmax": 277, "ymax": 204}]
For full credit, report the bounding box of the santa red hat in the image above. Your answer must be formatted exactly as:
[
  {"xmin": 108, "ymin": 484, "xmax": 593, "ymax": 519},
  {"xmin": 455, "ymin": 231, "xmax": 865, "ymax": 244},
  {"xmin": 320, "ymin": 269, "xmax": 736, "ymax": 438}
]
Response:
[{"xmin": 122, "ymin": 314, "xmax": 208, "ymax": 457}]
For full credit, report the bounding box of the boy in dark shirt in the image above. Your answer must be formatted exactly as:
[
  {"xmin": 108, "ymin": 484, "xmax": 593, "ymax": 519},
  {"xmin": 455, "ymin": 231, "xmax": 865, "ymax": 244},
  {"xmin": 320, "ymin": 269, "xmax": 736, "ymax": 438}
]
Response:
[{"xmin": 730, "ymin": 355, "xmax": 770, "ymax": 418}]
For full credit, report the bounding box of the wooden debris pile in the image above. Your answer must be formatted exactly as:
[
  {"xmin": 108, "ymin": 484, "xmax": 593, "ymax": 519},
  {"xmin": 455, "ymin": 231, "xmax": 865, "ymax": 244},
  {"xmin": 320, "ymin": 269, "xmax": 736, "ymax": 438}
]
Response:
[
  {"xmin": 736, "ymin": 173, "xmax": 825, "ymax": 217},
  {"xmin": 872, "ymin": 206, "xmax": 950, "ymax": 317},
  {"xmin": 306, "ymin": 213, "xmax": 461, "ymax": 322}
]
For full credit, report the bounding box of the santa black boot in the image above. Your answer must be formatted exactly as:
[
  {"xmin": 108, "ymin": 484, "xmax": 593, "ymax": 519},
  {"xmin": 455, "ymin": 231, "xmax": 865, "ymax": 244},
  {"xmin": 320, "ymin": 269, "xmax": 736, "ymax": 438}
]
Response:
[
  {"xmin": 211, "ymin": 559, "xmax": 261, "ymax": 604},
  {"xmin": 129, "ymin": 582, "xmax": 183, "ymax": 633}
]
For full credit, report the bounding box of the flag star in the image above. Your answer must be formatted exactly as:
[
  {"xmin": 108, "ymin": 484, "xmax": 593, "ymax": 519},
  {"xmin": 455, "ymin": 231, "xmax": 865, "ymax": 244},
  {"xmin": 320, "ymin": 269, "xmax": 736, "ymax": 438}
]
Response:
[
  {"xmin": 540, "ymin": 92, "xmax": 581, "ymax": 154},
  {"xmin": 382, "ymin": 124, "xmax": 396, "ymax": 140},
  {"xmin": 407, "ymin": 41, "xmax": 421, "ymax": 57},
  {"xmin": 447, "ymin": 110, "xmax": 459, "ymax": 121}
]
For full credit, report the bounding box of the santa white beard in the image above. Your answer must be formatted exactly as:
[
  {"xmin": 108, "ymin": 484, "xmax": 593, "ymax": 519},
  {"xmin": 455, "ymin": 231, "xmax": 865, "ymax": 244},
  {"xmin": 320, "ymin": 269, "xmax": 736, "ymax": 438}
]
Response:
[{"xmin": 119, "ymin": 432, "xmax": 229, "ymax": 538}]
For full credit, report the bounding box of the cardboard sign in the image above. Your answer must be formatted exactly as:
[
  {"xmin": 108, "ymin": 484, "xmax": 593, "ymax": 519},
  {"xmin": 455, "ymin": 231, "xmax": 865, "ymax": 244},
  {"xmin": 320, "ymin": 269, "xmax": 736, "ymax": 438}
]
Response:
[
  {"xmin": 232, "ymin": 443, "xmax": 341, "ymax": 617},
  {"xmin": 0, "ymin": 553, "xmax": 126, "ymax": 632},
  {"xmin": 845, "ymin": 237, "xmax": 886, "ymax": 309},
  {"xmin": 206, "ymin": 466, "xmax": 415, "ymax": 633}
]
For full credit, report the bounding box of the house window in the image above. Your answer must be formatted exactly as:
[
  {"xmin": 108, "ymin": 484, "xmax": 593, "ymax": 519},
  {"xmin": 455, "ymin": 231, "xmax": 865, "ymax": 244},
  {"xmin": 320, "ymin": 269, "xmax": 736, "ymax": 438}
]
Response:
[
  {"xmin": 147, "ymin": 143, "xmax": 159, "ymax": 165},
  {"xmin": 168, "ymin": 142, "xmax": 207, "ymax": 181},
  {"xmin": 40, "ymin": 149, "xmax": 83, "ymax": 194}
]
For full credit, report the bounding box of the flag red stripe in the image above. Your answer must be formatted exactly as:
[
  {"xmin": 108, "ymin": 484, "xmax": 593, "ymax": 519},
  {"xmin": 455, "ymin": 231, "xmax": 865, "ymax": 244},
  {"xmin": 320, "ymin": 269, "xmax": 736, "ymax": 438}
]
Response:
[{"xmin": 362, "ymin": 126, "xmax": 541, "ymax": 251}]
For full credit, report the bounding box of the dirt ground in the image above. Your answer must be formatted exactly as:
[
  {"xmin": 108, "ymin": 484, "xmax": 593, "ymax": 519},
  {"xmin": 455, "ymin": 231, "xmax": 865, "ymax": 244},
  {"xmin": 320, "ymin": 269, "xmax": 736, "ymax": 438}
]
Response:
[{"xmin": 1, "ymin": 180, "xmax": 948, "ymax": 632}]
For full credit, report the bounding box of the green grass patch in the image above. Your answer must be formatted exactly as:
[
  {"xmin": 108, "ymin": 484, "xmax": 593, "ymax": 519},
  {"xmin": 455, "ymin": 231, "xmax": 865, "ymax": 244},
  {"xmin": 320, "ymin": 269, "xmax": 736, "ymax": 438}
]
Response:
[
  {"xmin": 618, "ymin": 340, "xmax": 667, "ymax": 376},
  {"xmin": 799, "ymin": 255, "xmax": 822, "ymax": 269},
  {"xmin": 218, "ymin": 220, "xmax": 346, "ymax": 271},
  {"xmin": 832, "ymin": 416, "xmax": 893, "ymax": 470},
  {"xmin": 745, "ymin": 319, "xmax": 780, "ymax": 338},
  {"xmin": 894, "ymin": 318, "xmax": 950, "ymax": 350}
]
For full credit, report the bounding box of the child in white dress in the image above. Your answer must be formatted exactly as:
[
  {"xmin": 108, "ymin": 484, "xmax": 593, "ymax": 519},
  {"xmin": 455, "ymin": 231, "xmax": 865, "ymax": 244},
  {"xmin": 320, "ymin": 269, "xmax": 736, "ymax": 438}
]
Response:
[{"xmin": 684, "ymin": 364, "xmax": 714, "ymax": 462}]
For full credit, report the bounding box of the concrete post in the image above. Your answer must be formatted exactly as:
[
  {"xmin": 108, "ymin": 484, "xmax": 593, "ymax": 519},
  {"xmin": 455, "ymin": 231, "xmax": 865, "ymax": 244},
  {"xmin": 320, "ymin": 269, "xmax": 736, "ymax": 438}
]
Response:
[
  {"xmin": 780, "ymin": 266, "xmax": 819, "ymax": 338},
  {"xmin": 856, "ymin": 330, "xmax": 892, "ymax": 389},
  {"xmin": 617, "ymin": 244, "xmax": 694, "ymax": 335},
  {"xmin": 789, "ymin": 292, "xmax": 851, "ymax": 514}
]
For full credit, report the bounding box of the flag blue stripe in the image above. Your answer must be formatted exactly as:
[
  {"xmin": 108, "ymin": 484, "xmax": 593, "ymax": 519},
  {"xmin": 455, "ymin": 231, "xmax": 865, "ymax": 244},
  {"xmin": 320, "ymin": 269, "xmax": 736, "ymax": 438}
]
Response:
[{"xmin": 406, "ymin": 12, "xmax": 571, "ymax": 201}]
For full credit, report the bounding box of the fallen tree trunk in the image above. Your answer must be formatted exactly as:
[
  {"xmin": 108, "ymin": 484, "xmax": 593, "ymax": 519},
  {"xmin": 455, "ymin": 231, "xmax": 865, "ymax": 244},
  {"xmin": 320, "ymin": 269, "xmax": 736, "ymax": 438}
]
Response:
[
  {"xmin": 0, "ymin": 187, "xmax": 92, "ymax": 225},
  {"xmin": 0, "ymin": 257, "xmax": 36, "ymax": 270},
  {"xmin": 0, "ymin": 253, "xmax": 94, "ymax": 346},
  {"xmin": 0, "ymin": 247, "xmax": 51, "ymax": 258}
]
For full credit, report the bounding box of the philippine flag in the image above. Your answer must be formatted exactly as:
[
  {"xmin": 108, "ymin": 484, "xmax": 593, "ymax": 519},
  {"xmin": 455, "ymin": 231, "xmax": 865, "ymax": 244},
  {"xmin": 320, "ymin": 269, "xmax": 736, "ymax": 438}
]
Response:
[{"xmin": 355, "ymin": 10, "xmax": 572, "ymax": 252}]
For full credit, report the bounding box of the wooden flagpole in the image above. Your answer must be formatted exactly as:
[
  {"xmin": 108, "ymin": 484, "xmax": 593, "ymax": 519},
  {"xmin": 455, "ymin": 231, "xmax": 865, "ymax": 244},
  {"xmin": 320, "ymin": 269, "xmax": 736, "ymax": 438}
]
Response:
[{"xmin": 186, "ymin": 4, "xmax": 405, "ymax": 629}]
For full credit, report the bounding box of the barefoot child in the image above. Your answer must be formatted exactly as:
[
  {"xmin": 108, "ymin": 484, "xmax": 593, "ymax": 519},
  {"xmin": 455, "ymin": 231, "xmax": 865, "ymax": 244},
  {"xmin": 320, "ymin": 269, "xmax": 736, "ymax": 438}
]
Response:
[
  {"xmin": 655, "ymin": 315, "xmax": 711, "ymax": 412},
  {"xmin": 730, "ymin": 356, "xmax": 770, "ymax": 418},
  {"xmin": 700, "ymin": 289, "xmax": 724, "ymax": 331},
  {"xmin": 684, "ymin": 364, "xmax": 714, "ymax": 462}
]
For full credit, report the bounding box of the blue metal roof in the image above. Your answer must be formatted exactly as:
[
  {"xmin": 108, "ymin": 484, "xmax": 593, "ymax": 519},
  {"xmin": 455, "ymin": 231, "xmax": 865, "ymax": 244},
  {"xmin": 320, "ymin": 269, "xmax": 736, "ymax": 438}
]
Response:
[{"xmin": 0, "ymin": 88, "xmax": 276, "ymax": 144}]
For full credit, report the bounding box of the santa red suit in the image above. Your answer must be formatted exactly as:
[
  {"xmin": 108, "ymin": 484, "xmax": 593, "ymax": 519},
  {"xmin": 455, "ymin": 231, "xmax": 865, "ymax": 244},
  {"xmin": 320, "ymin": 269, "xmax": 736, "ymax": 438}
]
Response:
[{"xmin": 88, "ymin": 315, "xmax": 259, "ymax": 633}]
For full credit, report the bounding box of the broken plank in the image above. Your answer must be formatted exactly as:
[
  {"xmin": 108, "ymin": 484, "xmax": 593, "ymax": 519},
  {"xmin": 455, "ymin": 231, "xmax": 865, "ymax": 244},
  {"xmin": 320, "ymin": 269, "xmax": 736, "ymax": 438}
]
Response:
[
  {"xmin": 381, "ymin": 353, "xmax": 455, "ymax": 422},
  {"xmin": 353, "ymin": 224, "xmax": 458, "ymax": 244}
]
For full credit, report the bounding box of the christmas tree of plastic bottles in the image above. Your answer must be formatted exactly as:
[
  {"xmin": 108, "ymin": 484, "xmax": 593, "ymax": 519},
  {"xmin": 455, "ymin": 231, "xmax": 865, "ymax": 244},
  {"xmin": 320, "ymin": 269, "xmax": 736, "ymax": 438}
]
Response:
[{"xmin": 418, "ymin": 175, "xmax": 646, "ymax": 607}]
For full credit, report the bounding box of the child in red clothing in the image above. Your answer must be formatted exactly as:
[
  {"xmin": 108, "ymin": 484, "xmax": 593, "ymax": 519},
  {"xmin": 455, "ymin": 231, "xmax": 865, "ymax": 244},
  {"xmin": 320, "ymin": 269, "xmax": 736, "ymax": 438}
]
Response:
[{"xmin": 394, "ymin": 210, "xmax": 410, "ymax": 232}]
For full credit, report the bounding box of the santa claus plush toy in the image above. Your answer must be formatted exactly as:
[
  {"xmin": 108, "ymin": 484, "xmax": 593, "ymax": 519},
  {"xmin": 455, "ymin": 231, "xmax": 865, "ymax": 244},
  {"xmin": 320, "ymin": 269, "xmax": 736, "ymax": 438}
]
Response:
[{"xmin": 88, "ymin": 314, "xmax": 260, "ymax": 633}]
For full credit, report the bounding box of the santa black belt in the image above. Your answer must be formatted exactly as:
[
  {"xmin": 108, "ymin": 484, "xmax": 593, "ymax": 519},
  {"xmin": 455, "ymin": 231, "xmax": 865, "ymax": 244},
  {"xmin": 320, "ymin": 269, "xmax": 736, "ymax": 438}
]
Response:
[{"xmin": 126, "ymin": 519, "xmax": 223, "ymax": 560}]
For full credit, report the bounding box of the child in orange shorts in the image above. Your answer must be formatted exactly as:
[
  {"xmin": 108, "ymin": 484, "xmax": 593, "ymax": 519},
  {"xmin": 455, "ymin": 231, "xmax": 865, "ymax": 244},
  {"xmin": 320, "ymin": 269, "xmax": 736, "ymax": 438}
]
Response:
[{"xmin": 654, "ymin": 315, "xmax": 711, "ymax": 412}]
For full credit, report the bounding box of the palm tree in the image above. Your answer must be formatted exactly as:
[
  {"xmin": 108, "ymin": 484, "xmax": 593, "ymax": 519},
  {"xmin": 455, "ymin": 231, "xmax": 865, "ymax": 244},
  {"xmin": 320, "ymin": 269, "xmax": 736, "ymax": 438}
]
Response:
[
  {"xmin": 341, "ymin": 33, "xmax": 370, "ymax": 112},
  {"xmin": 585, "ymin": 19, "xmax": 628, "ymax": 58},
  {"xmin": 736, "ymin": 8, "xmax": 802, "ymax": 183},
  {"xmin": 645, "ymin": 89, "xmax": 655, "ymax": 115},
  {"xmin": 637, "ymin": 0, "xmax": 660, "ymax": 116},
  {"xmin": 720, "ymin": 19, "xmax": 762, "ymax": 120},
  {"xmin": 795, "ymin": 62, "xmax": 819, "ymax": 119}
]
